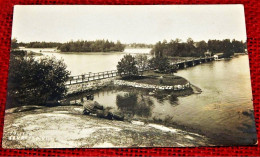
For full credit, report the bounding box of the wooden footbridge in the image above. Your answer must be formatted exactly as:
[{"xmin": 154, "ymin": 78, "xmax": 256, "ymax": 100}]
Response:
[
  {"xmin": 66, "ymin": 56, "xmax": 214, "ymax": 85},
  {"xmin": 67, "ymin": 70, "xmax": 118, "ymax": 85},
  {"xmin": 175, "ymin": 56, "xmax": 214, "ymax": 68}
]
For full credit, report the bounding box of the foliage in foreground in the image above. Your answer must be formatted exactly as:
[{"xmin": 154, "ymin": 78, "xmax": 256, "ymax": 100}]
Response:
[{"xmin": 6, "ymin": 50, "xmax": 70, "ymax": 108}]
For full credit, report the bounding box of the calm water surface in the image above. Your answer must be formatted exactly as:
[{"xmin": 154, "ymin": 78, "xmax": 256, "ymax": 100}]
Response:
[
  {"xmin": 23, "ymin": 48, "xmax": 151, "ymax": 75},
  {"xmin": 171, "ymin": 55, "xmax": 256, "ymax": 145},
  {"xmin": 23, "ymin": 48, "xmax": 257, "ymax": 145},
  {"xmin": 93, "ymin": 55, "xmax": 257, "ymax": 145}
]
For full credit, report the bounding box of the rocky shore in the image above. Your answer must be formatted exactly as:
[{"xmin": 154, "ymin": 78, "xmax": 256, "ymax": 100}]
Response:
[
  {"xmin": 113, "ymin": 79, "xmax": 191, "ymax": 90},
  {"xmin": 2, "ymin": 74, "xmax": 207, "ymax": 148},
  {"xmin": 66, "ymin": 74, "xmax": 194, "ymax": 96},
  {"xmin": 2, "ymin": 105, "xmax": 212, "ymax": 148}
]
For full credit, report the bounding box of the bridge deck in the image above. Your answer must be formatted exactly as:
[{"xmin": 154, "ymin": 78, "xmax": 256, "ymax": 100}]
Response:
[{"xmin": 66, "ymin": 57, "xmax": 214, "ymax": 85}]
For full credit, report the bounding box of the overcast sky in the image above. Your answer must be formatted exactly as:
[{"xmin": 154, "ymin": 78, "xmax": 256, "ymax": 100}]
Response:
[{"xmin": 12, "ymin": 5, "xmax": 247, "ymax": 44}]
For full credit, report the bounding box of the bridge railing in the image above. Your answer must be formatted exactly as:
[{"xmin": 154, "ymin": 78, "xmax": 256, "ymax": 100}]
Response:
[
  {"xmin": 66, "ymin": 56, "xmax": 215, "ymax": 85},
  {"xmin": 67, "ymin": 70, "xmax": 118, "ymax": 85}
]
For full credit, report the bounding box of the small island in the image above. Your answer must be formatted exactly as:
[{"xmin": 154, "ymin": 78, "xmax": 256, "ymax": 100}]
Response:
[{"xmin": 17, "ymin": 39, "xmax": 125, "ymax": 53}]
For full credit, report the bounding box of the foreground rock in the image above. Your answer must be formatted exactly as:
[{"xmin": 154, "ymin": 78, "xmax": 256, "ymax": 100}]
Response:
[
  {"xmin": 83, "ymin": 100, "xmax": 124, "ymax": 121},
  {"xmin": 2, "ymin": 105, "xmax": 212, "ymax": 148}
]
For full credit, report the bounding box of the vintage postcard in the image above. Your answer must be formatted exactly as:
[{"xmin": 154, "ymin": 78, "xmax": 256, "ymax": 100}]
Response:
[{"xmin": 2, "ymin": 5, "xmax": 257, "ymax": 148}]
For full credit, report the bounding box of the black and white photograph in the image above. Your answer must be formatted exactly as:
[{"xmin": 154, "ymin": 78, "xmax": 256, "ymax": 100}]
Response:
[{"xmin": 2, "ymin": 5, "xmax": 257, "ymax": 148}]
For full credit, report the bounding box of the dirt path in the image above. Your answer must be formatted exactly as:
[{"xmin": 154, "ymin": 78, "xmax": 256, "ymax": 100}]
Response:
[{"xmin": 2, "ymin": 105, "xmax": 212, "ymax": 148}]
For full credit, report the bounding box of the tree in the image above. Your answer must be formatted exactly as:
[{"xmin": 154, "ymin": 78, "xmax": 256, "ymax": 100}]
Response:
[
  {"xmin": 222, "ymin": 39, "xmax": 234, "ymax": 58},
  {"xmin": 11, "ymin": 38, "xmax": 19, "ymax": 50},
  {"xmin": 57, "ymin": 40, "xmax": 125, "ymax": 52},
  {"xmin": 149, "ymin": 56, "xmax": 171, "ymax": 73},
  {"xmin": 117, "ymin": 54, "xmax": 138, "ymax": 78},
  {"xmin": 196, "ymin": 40, "xmax": 208, "ymax": 57},
  {"xmin": 231, "ymin": 39, "xmax": 246, "ymax": 53},
  {"xmin": 6, "ymin": 51, "xmax": 70, "ymax": 108},
  {"xmin": 153, "ymin": 41, "xmax": 163, "ymax": 57},
  {"xmin": 208, "ymin": 39, "xmax": 222, "ymax": 54},
  {"xmin": 186, "ymin": 38, "xmax": 196, "ymax": 56},
  {"xmin": 135, "ymin": 54, "xmax": 149, "ymax": 71}
]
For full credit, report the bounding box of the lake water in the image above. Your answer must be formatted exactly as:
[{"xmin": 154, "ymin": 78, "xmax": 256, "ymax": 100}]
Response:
[
  {"xmin": 21, "ymin": 48, "xmax": 257, "ymax": 145},
  {"xmin": 168, "ymin": 55, "xmax": 256, "ymax": 145},
  {"xmin": 93, "ymin": 55, "xmax": 256, "ymax": 145},
  {"xmin": 20, "ymin": 48, "xmax": 152, "ymax": 76}
]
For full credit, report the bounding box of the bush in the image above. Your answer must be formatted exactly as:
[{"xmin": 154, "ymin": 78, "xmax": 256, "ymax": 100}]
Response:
[{"xmin": 6, "ymin": 51, "xmax": 70, "ymax": 108}]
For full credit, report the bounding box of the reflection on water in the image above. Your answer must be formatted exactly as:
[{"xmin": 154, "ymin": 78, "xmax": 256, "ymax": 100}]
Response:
[
  {"xmin": 26, "ymin": 46, "xmax": 256, "ymax": 145},
  {"xmin": 116, "ymin": 93, "xmax": 154, "ymax": 118},
  {"xmin": 65, "ymin": 86, "xmax": 179, "ymax": 122},
  {"xmin": 92, "ymin": 55, "xmax": 256, "ymax": 145},
  {"xmin": 92, "ymin": 87, "xmax": 180, "ymax": 121}
]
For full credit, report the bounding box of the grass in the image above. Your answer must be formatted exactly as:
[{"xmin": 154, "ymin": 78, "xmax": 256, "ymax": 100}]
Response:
[{"xmin": 121, "ymin": 70, "xmax": 188, "ymax": 86}]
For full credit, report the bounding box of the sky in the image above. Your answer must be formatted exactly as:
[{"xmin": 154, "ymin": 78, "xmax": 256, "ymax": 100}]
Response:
[{"xmin": 12, "ymin": 5, "xmax": 247, "ymax": 44}]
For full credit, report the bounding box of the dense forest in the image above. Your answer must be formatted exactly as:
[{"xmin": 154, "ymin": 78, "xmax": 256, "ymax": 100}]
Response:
[
  {"xmin": 151, "ymin": 38, "xmax": 247, "ymax": 58},
  {"xmin": 14, "ymin": 38, "xmax": 246, "ymax": 57},
  {"xmin": 18, "ymin": 41, "xmax": 62, "ymax": 48},
  {"xmin": 58, "ymin": 40, "xmax": 125, "ymax": 52},
  {"xmin": 17, "ymin": 40, "xmax": 125, "ymax": 52}
]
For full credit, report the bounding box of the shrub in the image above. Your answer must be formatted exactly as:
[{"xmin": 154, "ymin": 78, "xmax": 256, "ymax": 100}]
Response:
[{"xmin": 6, "ymin": 51, "xmax": 70, "ymax": 108}]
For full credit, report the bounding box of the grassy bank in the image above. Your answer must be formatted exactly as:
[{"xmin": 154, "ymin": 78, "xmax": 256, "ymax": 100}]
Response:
[{"xmin": 121, "ymin": 71, "xmax": 189, "ymax": 86}]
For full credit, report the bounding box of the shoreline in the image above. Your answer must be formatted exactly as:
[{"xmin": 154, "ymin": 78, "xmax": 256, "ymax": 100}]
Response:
[
  {"xmin": 65, "ymin": 74, "xmax": 198, "ymax": 99},
  {"xmin": 4, "ymin": 103, "xmax": 256, "ymax": 147},
  {"xmin": 3, "ymin": 105, "xmax": 213, "ymax": 148},
  {"xmin": 190, "ymin": 84, "xmax": 202, "ymax": 94}
]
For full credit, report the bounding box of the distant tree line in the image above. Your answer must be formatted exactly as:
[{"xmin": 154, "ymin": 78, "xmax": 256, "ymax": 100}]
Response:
[
  {"xmin": 151, "ymin": 38, "xmax": 247, "ymax": 58},
  {"xmin": 58, "ymin": 40, "xmax": 125, "ymax": 52},
  {"xmin": 127, "ymin": 43, "xmax": 154, "ymax": 48},
  {"xmin": 16, "ymin": 39, "xmax": 125, "ymax": 53},
  {"xmin": 18, "ymin": 41, "xmax": 62, "ymax": 48}
]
